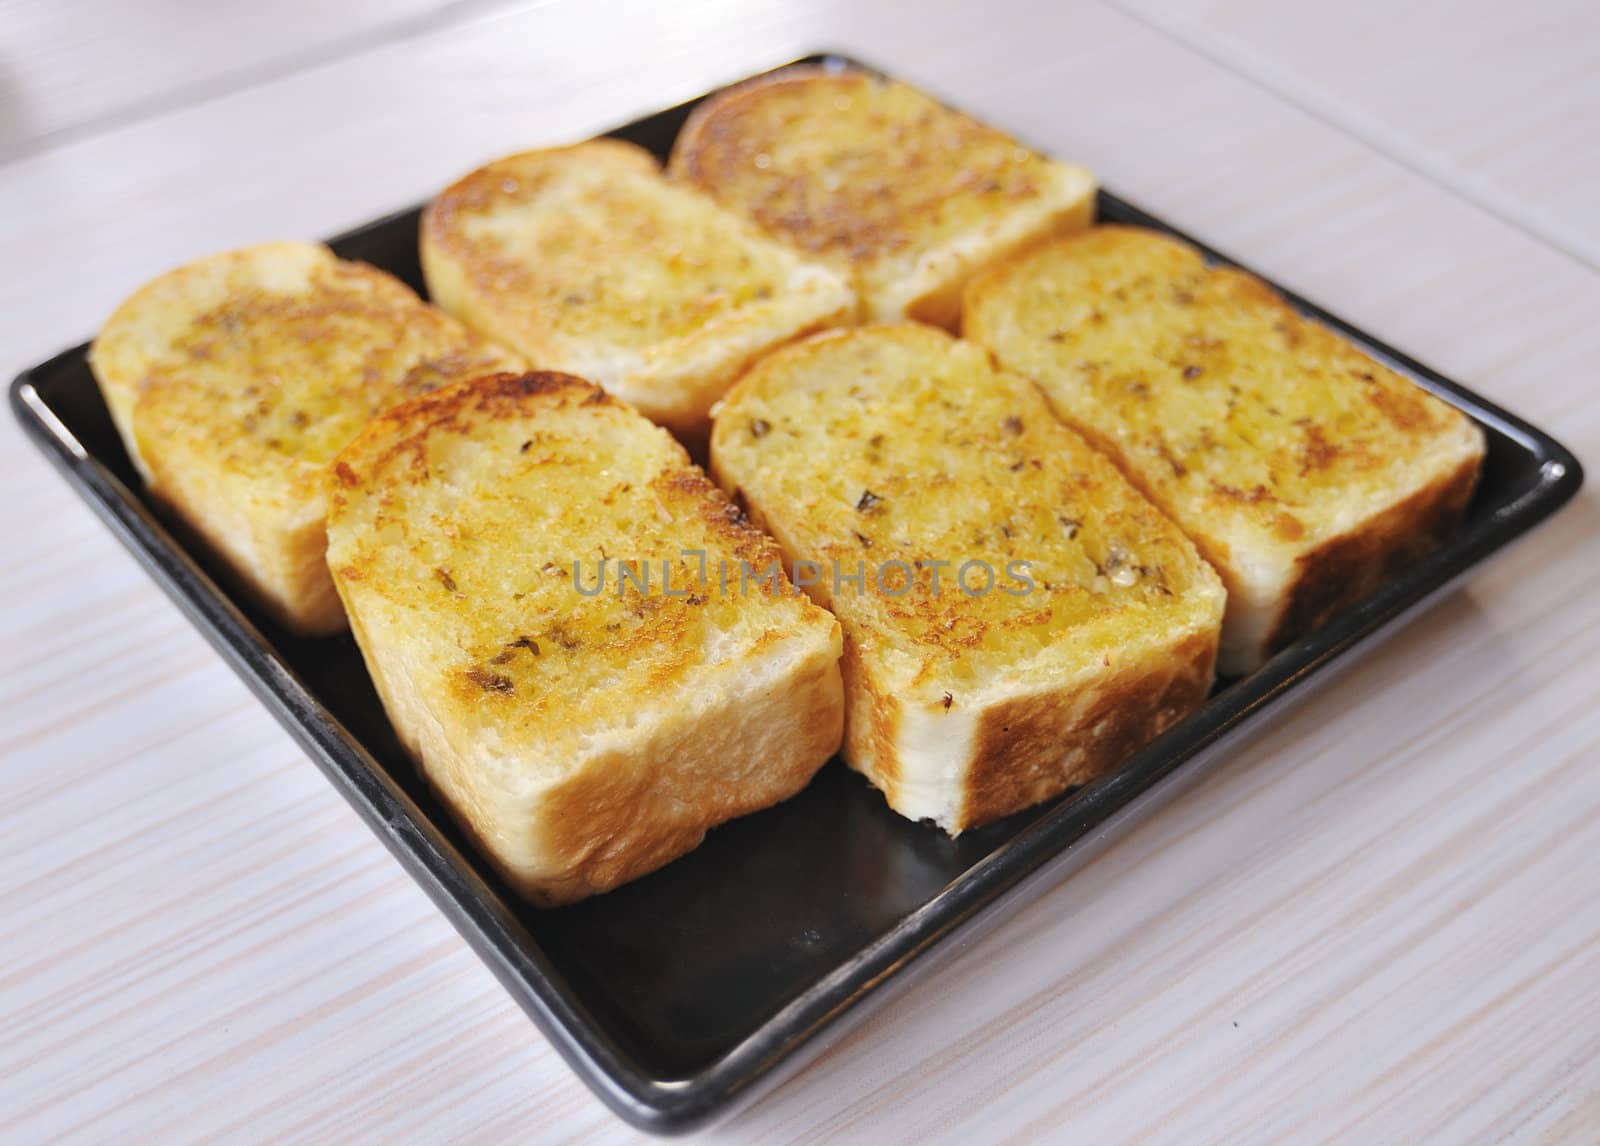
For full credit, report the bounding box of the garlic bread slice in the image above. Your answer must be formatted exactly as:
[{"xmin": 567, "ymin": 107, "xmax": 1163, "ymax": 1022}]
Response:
[
  {"xmin": 965, "ymin": 226, "xmax": 1485, "ymax": 673},
  {"xmin": 326, "ymin": 371, "xmax": 844, "ymax": 904},
  {"xmin": 710, "ymin": 324, "xmax": 1223, "ymax": 832},
  {"xmin": 420, "ymin": 139, "xmax": 855, "ymax": 440}
]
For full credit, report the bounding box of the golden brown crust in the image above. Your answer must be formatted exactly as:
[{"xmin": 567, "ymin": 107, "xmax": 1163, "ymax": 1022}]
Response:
[
  {"xmin": 1265, "ymin": 450, "xmax": 1481, "ymax": 657},
  {"xmin": 419, "ymin": 141, "xmax": 658, "ymax": 321},
  {"xmin": 962, "ymin": 628, "xmax": 1214, "ymax": 827},
  {"xmin": 836, "ymin": 633, "xmax": 904, "ymax": 801},
  {"xmin": 331, "ymin": 370, "xmax": 612, "ymax": 496},
  {"xmin": 670, "ymin": 67, "xmax": 1096, "ymax": 327},
  {"xmin": 673, "ymin": 69, "xmax": 970, "ymax": 264}
]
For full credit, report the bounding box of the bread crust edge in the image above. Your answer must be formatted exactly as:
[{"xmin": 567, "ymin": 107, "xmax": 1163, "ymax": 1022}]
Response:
[
  {"xmin": 1260, "ymin": 445, "xmax": 1483, "ymax": 665},
  {"xmin": 961, "ymin": 624, "xmax": 1218, "ymax": 828}
]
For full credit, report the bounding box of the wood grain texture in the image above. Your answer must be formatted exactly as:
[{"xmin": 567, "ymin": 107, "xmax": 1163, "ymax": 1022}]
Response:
[
  {"xmin": 1, "ymin": 0, "xmax": 1597, "ymax": 1141},
  {"xmin": 1112, "ymin": 0, "xmax": 1600, "ymax": 269},
  {"xmin": 0, "ymin": 0, "xmax": 505, "ymax": 161}
]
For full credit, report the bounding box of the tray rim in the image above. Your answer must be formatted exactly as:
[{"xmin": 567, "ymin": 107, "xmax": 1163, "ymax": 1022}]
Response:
[{"xmin": 8, "ymin": 50, "xmax": 1586, "ymax": 1135}]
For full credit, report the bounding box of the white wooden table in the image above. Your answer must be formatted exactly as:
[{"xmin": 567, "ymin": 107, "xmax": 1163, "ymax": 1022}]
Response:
[{"xmin": 3, "ymin": 2, "xmax": 1598, "ymax": 1141}]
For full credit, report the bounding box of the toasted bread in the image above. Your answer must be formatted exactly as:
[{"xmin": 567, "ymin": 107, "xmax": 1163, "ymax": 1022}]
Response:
[
  {"xmin": 324, "ymin": 371, "xmax": 845, "ymax": 904},
  {"xmin": 89, "ymin": 242, "xmax": 523, "ymax": 635},
  {"xmin": 709, "ymin": 324, "xmax": 1223, "ymax": 832},
  {"xmin": 964, "ymin": 226, "xmax": 1486, "ymax": 673},
  {"xmin": 419, "ymin": 139, "xmax": 855, "ymax": 441},
  {"xmin": 669, "ymin": 67, "xmax": 1097, "ymax": 329}
]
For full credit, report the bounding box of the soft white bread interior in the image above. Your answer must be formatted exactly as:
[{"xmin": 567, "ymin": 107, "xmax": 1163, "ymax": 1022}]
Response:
[
  {"xmin": 325, "ymin": 371, "xmax": 845, "ymax": 905},
  {"xmin": 88, "ymin": 241, "xmax": 523, "ymax": 635},
  {"xmin": 710, "ymin": 324, "xmax": 1223, "ymax": 832},
  {"xmin": 964, "ymin": 225, "xmax": 1486, "ymax": 674},
  {"xmin": 420, "ymin": 139, "xmax": 855, "ymax": 440},
  {"xmin": 669, "ymin": 67, "xmax": 1097, "ymax": 329}
]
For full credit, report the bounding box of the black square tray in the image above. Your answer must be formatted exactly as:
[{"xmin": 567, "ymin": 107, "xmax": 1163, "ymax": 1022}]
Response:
[{"xmin": 9, "ymin": 53, "xmax": 1583, "ymax": 1136}]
